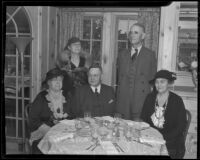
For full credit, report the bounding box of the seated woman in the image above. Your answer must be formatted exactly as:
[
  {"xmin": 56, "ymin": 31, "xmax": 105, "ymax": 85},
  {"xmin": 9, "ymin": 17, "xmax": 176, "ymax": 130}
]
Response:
[
  {"xmin": 56, "ymin": 37, "xmax": 92, "ymax": 97},
  {"xmin": 140, "ymin": 70, "xmax": 187, "ymax": 159},
  {"xmin": 29, "ymin": 68, "xmax": 73, "ymax": 154}
]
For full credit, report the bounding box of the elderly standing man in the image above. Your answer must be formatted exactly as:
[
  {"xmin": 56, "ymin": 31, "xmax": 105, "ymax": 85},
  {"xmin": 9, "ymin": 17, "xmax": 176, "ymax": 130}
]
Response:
[
  {"xmin": 116, "ymin": 23, "xmax": 157, "ymax": 121},
  {"xmin": 72, "ymin": 63, "xmax": 115, "ymax": 118}
]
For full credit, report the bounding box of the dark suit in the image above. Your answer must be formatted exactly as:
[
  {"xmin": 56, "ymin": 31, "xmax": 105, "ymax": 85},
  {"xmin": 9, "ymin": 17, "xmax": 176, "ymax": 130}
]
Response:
[
  {"xmin": 72, "ymin": 84, "xmax": 115, "ymax": 117},
  {"xmin": 116, "ymin": 46, "xmax": 157, "ymax": 120}
]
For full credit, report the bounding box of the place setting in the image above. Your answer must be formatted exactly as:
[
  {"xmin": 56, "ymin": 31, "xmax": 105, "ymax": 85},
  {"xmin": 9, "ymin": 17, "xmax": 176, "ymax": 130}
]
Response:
[{"xmin": 38, "ymin": 112, "xmax": 167, "ymax": 155}]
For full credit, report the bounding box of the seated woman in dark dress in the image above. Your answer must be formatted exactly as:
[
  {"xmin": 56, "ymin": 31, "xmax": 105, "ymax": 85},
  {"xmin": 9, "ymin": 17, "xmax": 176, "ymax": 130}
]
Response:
[
  {"xmin": 56, "ymin": 37, "xmax": 92, "ymax": 97},
  {"xmin": 140, "ymin": 70, "xmax": 187, "ymax": 159},
  {"xmin": 29, "ymin": 68, "xmax": 73, "ymax": 154}
]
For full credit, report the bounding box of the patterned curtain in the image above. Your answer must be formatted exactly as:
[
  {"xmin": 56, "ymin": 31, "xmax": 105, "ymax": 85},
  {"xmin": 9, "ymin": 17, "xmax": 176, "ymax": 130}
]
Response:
[
  {"xmin": 138, "ymin": 9, "xmax": 160, "ymax": 57},
  {"xmin": 59, "ymin": 9, "xmax": 84, "ymax": 53}
]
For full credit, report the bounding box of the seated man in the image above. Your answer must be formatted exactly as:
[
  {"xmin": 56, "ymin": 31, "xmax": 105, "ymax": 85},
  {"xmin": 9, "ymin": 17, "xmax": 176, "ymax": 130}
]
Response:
[{"xmin": 72, "ymin": 63, "xmax": 115, "ymax": 117}]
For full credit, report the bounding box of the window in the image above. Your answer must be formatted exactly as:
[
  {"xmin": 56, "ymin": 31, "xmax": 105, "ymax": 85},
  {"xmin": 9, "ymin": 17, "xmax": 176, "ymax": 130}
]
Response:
[
  {"xmin": 82, "ymin": 16, "xmax": 103, "ymax": 63},
  {"xmin": 5, "ymin": 6, "xmax": 32, "ymax": 140},
  {"xmin": 117, "ymin": 16, "xmax": 138, "ymax": 52},
  {"xmin": 176, "ymin": 2, "xmax": 198, "ymax": 73}
]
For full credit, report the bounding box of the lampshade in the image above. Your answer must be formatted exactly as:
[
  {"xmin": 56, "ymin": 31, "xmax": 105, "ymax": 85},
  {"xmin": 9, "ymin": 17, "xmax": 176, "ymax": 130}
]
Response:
[{"xmin": 8, "ymin": 37, "xmax": 33, "ymax": 53}]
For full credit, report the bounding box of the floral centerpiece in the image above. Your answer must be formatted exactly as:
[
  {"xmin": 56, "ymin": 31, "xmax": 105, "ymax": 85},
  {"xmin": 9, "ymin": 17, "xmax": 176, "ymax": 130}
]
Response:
[
  {"xmin": 178, "ymin": 51, "xmax": 198, "ymax": 91},
  {"xmin": 190, "ymin": 51, "xmax": 198, "ymax": 91}
]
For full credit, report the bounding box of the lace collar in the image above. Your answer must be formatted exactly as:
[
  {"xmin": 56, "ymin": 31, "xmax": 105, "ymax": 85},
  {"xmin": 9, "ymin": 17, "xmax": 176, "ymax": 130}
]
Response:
[
  {"xmin": 151, "ymin": 94, "xmax": 169, "ymax": 129},
  {"xmin": 45, "ymin": 90, "xmax": 68, "ymax": 120}
]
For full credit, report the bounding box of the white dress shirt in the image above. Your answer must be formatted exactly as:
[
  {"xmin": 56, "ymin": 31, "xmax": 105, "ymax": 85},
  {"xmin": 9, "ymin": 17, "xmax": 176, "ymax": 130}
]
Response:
[
  {"xmin": 131, "ymin": 45, "xmax": 142, "ymax": 57},
  {"xmin": 90, "ymin": 85, "xmax": 101, "ymax": 94}
]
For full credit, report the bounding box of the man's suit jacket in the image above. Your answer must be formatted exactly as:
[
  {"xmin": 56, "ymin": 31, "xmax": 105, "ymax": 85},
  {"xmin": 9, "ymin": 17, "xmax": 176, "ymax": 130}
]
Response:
[
  {"xmin": 72, "ymin": 84, "xmax": 115, "ymax": 118},
  {"xmin": 116, "ymin": 46, "xmax": 157, "ymax": 120}
]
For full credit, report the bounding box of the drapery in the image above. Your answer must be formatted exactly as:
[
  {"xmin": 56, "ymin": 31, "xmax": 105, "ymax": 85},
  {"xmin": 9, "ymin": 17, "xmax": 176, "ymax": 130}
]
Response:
[
  {"xmin": 58, "ymin": 9, "xmax": 84, "ymax": 53},
  {"xmin": 138, "ymin": 9, "xmax": 160, "ymax": 57}
]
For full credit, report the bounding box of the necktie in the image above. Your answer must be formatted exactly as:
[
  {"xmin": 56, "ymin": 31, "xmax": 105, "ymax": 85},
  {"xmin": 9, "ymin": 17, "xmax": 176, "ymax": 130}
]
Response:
[
  {"xmin": 95, "ymin": 88, "xmax": 99, "ymax": 96},
  {"xmin": 131, "ymin": 48, "xmax": 138, "ymax": 61}
]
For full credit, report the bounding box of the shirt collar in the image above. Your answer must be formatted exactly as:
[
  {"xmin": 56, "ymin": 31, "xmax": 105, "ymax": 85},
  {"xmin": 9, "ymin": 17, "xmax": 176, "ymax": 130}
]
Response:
[
  {"xmin": 131, "ymin": 45, "xmax": 142, "ymax": 56},
  {"xmin": 90, "ymin": 84, "xmax": 101, "ymax": 93}
]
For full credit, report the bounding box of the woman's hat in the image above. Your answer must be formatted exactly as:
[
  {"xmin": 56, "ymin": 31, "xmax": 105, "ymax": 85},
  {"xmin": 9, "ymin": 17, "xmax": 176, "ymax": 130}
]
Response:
[
  {"xmin": 42, "ymin": 68, "xmax": 66, "ymax": 85},
  {"xmin": 65, "ymin": 37, "xmax": 81, "ymax": 50},
  {"xmin": 149, "ymin": 70, "xmax": 177, "ymax": 84}
]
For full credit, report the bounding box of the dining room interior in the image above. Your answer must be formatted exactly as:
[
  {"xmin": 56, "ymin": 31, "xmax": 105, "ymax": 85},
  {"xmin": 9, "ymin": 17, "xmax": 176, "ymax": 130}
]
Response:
[{"xmin": 3, "ymin": 1, "xmax": 198, "ymax": 158}]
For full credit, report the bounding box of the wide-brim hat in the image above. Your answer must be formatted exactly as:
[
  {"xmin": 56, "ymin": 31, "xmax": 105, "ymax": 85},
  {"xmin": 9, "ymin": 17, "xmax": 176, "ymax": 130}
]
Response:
[
  {"xmin": 65, "ymin": 37, "xmax": 82, "ymax": 50},
  {"xmin": 42, "ymin": 68, "xmax": 66, "ymax": 85},
  {"xmin": 149, "ymin": 70, "xmax": 177, "ymax": 84}
]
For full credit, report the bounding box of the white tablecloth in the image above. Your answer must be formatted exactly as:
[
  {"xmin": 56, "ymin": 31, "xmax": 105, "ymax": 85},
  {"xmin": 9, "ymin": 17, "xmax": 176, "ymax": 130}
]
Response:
[{"xmin": 38, "ymin": 116, "xmax": 168, "ymax": 155}]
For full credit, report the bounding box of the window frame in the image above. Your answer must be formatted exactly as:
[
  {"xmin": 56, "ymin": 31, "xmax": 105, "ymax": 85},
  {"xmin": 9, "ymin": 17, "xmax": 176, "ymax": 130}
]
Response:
[
  {"xmin": 171, "ymin": 2, "xmax": 198, "ymax": 91},
  {"xmin": 5, "ymin": 6, "xmax": 32, "ymax": 140}
]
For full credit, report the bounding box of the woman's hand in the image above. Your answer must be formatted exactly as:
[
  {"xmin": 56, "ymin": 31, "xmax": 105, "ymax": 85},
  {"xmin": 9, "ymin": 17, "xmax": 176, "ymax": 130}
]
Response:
[{"xmin": 53, "ymin": 119, "xmax": 60, "ymax": 125}]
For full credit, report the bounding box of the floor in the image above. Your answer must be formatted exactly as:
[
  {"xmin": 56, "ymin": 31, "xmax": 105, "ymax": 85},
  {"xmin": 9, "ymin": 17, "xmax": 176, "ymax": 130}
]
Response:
[
  {"xmin": 6, "ymin": 141, "xmax": 197, "ymax": 158},
  {"xmin": 6, "ymin": 142, "xmax": 24, "ymax": 154}
]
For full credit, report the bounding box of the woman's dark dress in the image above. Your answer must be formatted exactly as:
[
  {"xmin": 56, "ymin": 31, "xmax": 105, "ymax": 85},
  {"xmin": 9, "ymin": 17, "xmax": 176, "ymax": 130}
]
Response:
[
  {"xmin": 141, "ymin": 91, "xmax": 187, "ymax": 158},
  {"xmin": 62, "ymin": 56, "xmax": 88, "ymax": 97},
  {"xmin": 29, "ymin": 90, "xmax": 72, "ymax": 154}
]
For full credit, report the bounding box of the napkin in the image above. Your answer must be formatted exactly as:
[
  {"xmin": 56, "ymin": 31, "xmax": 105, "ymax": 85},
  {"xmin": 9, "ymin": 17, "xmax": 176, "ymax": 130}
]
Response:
[
  {"xmin": 139, "ymin": 136, "xmax": 165, "ymax": 145},
  {"xmin": 60, "ymin": 119, "xmax": 75, "ymax": 125},
  {"xmin": 126, "ymin": 121, "xmax": 150, "ymax": 129},
  {"xmin": 49, "ymin": 132, "xmax": 74, "ymax": 143},
  {"xmin": 100, "ymin": 141, "xmax": 118, "ymax": 154},
  {"xmin": 101, "ymin": 116, "xmax": 114, "ymax": 122}
]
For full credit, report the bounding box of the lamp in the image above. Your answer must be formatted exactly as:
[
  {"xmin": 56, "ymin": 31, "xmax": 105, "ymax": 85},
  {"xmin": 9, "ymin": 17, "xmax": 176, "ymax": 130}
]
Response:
[{"xmin": 8, "ymin": 36, "xmax": 33, "ymax": 153}]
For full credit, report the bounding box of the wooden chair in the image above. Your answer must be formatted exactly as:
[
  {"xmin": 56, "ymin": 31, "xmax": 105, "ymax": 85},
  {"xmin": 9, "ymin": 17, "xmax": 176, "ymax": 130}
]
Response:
[
  {"xmin": 24, "ymin": 103, "xmax": 32, "ymax": 154},
  {"xmin": 183, "ymin": 109, "xmax": 192, "ymax": 144}
]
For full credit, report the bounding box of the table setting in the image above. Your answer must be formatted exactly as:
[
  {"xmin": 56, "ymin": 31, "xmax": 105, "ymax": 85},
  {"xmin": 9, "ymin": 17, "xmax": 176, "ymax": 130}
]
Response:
[{"xmin": 38, "ymin": 114, "xmax": 168, "ymax": 155}]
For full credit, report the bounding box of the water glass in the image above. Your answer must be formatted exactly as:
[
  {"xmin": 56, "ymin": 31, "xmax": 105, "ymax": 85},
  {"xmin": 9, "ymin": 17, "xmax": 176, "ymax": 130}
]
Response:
[
  {"xmin": 160, "ymin": 144, "xmax": 168, "ymax": 155},
  {"xmin": 74, "ymin": 118, "xmax": 82, "ymax": 130},
  {"xmin": 124, "ymin": 125, "xmax": 132, "ymax": 140},
  {"xmin": 84, "ymin": 111, "xmax": 91, "ymax": 121},
  {"xmin": 114, "ymin": 113, "xmax": 122, "ymax": 123}
]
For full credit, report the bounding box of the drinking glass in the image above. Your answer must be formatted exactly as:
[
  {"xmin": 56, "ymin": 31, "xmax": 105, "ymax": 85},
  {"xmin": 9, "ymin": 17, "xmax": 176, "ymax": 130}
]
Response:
[
  {"xmin": 160, "ymin": 144, "xmax": 168, "ymax": 155},
  {"xmin": 84, "ymin": 111, "xmax": 91, "ymax": 122},
  {"xmin": 124, "ymin": 125, "xmax": 132, "ymax": 141},
  {"xmin": 75, "ymin": 118, "xmax": 82, "ymax": 130},
  {"xmin": 114, "ymin": 113, "xmax": 122, "ymax": 123}
]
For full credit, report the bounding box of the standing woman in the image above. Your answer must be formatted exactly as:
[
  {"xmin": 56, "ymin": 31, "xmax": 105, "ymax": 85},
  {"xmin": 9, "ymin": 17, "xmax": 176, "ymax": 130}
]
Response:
[
  {"xmin": 140, "ymin": 70, "xmax": 187, "ymax": 159},
  {"xmin": 57, "ymin": 37, "xmax": 91, "ymax": 97},
  {"xmin": 29, "ymin": 68, "xmax": 72, "ymax": 154}
]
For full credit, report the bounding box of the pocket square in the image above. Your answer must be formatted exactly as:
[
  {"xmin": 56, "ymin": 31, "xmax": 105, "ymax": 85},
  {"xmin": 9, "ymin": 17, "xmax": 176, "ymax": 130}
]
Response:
[{"xmin": 108, "ymin": 99, "xmax": 114, "ymax": 104}]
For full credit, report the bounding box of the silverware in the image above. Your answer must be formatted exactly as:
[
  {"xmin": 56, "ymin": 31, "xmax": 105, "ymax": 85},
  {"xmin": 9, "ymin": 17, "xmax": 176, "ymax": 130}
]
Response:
[
  {"xmin": 139, "ymin": 127, "xmax": 150, "ymax": 131},
  {"xmin": 91, "ymin": 141, "xmax": 100, "ymax": 151},
  {"xmin": 113, "ymin": 142, "xmax": 124, "ymax": 152},
  {"xmin": 132, "ymin": 139, "xmax": 153, "ymax": 147},
  {"xmin": 112, "ymin": 143, "xmax": 120, "ymax": 152},
  {"xmin": 86, "ymin": 140, "xmax": 97, "ymax": 150},
  {"xmin": 86, "ymin": 143, "xmax": 96, "ymax": 150}
]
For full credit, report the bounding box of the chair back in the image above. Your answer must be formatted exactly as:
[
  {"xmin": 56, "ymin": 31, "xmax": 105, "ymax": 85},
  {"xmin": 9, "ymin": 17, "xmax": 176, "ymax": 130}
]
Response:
[
  {"xmin": 183, "ymin": 109, "xmax": 192, "ymax": 143},
  {"xmin": 25, "ymin": 103, "xmax": 31, "ymax": 131},
  {"xmin": 24, "ymin": 103, "xmax": 32, "ymax": 154}
]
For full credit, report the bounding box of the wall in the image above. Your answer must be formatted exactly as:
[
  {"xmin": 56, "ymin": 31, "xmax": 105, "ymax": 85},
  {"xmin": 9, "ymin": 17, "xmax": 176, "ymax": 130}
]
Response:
[
  {"xmin": 40, "ymin": 7, "xmax": 58, "ymax": 83},
  {"xmin": 25, "ymin": 6, "xmax": 58, "ymax": 99},
  {"xmin": 25, "ymin": 6, "xmax": 42, "ymax": 100}
]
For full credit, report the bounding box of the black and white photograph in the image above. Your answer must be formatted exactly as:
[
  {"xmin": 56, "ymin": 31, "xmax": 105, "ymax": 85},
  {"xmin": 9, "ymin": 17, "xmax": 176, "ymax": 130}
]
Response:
[{"xmin": 2, "ymin": 1, "xmax": 198, "ymax": 159}]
